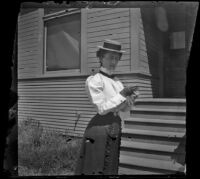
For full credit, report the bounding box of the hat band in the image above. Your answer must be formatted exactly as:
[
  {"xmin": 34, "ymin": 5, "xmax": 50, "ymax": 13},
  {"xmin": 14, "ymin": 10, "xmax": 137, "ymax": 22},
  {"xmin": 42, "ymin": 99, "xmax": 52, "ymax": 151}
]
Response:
[{"xmin": 103, "ymin": 42, "xmax": 121, "ymax": 51}]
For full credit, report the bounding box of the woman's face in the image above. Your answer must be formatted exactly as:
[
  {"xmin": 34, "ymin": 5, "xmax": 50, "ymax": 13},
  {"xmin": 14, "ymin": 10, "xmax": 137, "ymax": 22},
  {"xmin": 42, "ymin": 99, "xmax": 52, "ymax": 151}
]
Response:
[{"xmin": 101, "ymin": 51, "xmax": 121, "ymax": 71}]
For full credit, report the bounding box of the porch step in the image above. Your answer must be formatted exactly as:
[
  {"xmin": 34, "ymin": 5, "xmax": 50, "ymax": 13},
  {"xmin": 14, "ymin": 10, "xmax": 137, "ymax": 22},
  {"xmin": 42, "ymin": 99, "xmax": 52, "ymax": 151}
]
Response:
[
  {"xmin": 122, "ymin": 128, "xmax": 185, "ymax": 139},
  {"xmin": 119, "ymin": 154, "xmax": 185, "ymax": 174},
  {"xmin": 125, "ymin": 117, "xmax": 185, "ymax": 125},
  {"xmin": 131, "ymin": 107, "xmax": 186, "ymax": 120},
  {"xmin": 133, "ymin": 99, "xmax": 186, "ymax": 110},
  {"xmin": 119, "ymin": 98, "xmax": 186, "ymax": 174},
  {"xmin": 131, "ymin": 107, "xmax": 186, "ymax": 114},
  {"xmin": 119, "ymin": 166, "xmax": 164, "ymax": 175},
  {"xmin": 124, "ymin": 117, "xmax": 185, "ymax": 132},
  {"xmin": 120, "ymin": 140, "xmax": 184, "ymax": 153}
]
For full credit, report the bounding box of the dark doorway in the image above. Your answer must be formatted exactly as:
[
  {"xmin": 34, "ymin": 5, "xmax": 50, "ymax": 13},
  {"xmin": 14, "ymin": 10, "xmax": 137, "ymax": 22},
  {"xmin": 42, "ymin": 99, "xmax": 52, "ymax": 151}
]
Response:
[{"xmin": 163, "ymin": 4, "xmax": 191, "ymax": 98}]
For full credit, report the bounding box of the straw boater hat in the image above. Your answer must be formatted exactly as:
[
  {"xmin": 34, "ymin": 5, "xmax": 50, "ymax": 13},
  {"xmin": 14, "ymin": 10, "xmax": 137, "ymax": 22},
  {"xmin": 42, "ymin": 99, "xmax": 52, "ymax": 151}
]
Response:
[{"xmin": 97, "ymin": 39, "xmax": 126, "ymax": 54}]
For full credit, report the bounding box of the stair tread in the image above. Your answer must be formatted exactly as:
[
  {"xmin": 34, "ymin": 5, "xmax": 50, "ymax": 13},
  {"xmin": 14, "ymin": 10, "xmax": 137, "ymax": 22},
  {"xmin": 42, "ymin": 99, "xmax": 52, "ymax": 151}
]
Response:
[
  {"xmin": 118, "ymin": 166, "xmax": 163, "ymax": 175},
  {"xmin": 120, "ymin": 140, "xmax": 180, "ymax": 153},
  {"xmin": 122, "ymin": 128, "xmax": 185, "ymax": 138},
  {"xmin": 135, "ymin": 98, "xmax": 186, "ymax": 103},
  {"xmin": 119, "ymin": 154, "xmax": 184, "ymax": 172},
  {"xmin": 125, "ymin": 117, "xmax": 185, "ymax": 125},
  {"xmin": 131, "ymin": 107, "xmax": 186, "ymax": 113}
]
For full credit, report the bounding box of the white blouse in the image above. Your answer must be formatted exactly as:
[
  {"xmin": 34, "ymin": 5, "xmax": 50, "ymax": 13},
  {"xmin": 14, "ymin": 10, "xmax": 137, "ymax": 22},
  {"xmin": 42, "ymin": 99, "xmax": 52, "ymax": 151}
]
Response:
[{"xmin": 85, "ymin": 67, "xmax": 131, "ymax": 117}]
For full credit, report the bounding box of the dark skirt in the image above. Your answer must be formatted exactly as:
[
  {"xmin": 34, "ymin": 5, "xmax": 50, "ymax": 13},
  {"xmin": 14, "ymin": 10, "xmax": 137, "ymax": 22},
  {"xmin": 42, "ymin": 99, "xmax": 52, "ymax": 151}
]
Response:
[{"xmin": 74, "ymin": 112, "xmax": 122, "ymax": 175}]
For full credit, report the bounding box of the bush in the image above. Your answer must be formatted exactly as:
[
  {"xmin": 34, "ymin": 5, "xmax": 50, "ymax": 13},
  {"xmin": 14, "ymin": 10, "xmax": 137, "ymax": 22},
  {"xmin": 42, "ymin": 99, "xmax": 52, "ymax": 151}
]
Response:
[{"xmin": 18, "ymin": 118, "xmax": 82, "ymax": 175}]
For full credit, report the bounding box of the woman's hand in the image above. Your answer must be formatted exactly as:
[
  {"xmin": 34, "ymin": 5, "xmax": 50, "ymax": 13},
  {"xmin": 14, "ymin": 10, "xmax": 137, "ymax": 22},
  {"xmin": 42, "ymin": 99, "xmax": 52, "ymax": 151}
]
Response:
[
  {"xmin": 126, "ymin": 92, "xmax": 139, "ymax": 106},
  {"xmin": 125, "ymin": 96, "xmax": 134, "ymax": 106},
  {"xmin": 120, "ymin": 86, "xmax": 135, "ymax": 97}
]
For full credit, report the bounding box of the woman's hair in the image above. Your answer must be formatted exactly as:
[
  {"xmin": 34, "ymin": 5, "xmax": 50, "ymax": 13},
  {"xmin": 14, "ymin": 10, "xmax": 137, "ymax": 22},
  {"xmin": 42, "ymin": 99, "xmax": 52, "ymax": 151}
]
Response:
[
  {"xmin": 96, "ymin": 49, "xmax": 122, "ymax": 66},
  {"xmin": 96, "ymin": 49, "xmax": 107, "ymax": 59}
]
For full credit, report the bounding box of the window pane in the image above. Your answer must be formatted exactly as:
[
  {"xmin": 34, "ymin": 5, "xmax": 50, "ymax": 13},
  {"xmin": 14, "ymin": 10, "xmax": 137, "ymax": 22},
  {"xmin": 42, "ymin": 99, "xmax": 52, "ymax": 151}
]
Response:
[{"xmin": 46, "ymin": 13, "xmax": 80, "ymax": 71}]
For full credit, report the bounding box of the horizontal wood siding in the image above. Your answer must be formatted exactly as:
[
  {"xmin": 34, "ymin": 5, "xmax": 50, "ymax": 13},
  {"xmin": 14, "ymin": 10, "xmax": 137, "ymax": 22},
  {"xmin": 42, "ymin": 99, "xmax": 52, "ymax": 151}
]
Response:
[
  {"xmin": 18, "ymin": 73, "xmax": 152, "ymax": 137},
  {"xmin": 18, "ymin": 77, "xmax": 95, "ymax": 137},
  {"xmin": 18, "ymin": 9, "xmax": 43, "ymax": 79},
  {"xmin": 87, "ymin": 8, "xmax": 131, "ymax": 75}
]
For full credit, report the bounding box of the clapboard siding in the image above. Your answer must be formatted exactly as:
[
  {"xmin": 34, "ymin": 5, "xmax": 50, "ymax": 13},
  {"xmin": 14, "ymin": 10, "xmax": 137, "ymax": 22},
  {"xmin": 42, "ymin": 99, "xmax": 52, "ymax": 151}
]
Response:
[
  {"xmin": 18, "ymin": 72, "xmax": 153, "ymax": 137},
  {"xmin": 87, "ymin": 8, "xmax": 129, "ymax": 18},
  {"xmin": 87, "ymin": 33, "xmax": 130, "ymax": 43},
  {"xmin": 18, "ymin": 77, "xmax": 93, "ymax": 137},
  {"xmin": 87, "ymin": 8, "xmax": 130, "ymax": 74},
  {"xmin": 87, "ymin": 26, "xmax": 129, "ymax": 38},
  {"xmin": 88, "ymin": 60, "xmax": 130, "ymax": 68},
  {"xmin": 87, "ymin": 38, "xmax": 130, "ymax": 47},
  {"xmin": 18, "ymin": 9, "xmax": 43, "ymax": 79},
  {"xmin": 88, "ymin": 22, "xmax": 130, "ymax": 33}
]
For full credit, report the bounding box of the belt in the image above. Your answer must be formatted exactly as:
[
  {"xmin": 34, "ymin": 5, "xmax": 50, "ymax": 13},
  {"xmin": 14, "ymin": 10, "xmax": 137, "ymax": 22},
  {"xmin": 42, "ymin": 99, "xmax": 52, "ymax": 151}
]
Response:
[{"xmin": 96, "ymin": 111, "xmax": 119, "ymax": 117}]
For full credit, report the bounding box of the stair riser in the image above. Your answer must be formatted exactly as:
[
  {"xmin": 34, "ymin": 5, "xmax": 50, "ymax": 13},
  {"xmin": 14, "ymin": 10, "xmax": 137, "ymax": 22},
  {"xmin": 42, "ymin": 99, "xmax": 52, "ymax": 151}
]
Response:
[
  {"xmin": 122, "ymin": 133, "xmax": 184, "ymax": 142},
  {"xmin": 121, "ymin": 137, "xmax": 182, "ymax": 147},
  {"xmin": 120, "ymin": 150, "xmax": 185, "ymax": 162},
  {"xmin": 134, "ymin": 102, "xmax": 186, "ymax": 110},
  {"xmin": 119, "ymin": 155, "xmax": 185, "ymax": 173},
  {"xmin": 118, "ymin": 166, "xmax": 171, "ymax": 175},
  {"xmin": 130, "ymin": 112, "xmax": 185, "ymax": 120},
  {"xmin": 120, "ymin": 99, "xmax": 186, "ymax": 174},
  {"xmin": 125, "ymin": 123, "xmax": 185, "ymax": 132},
  {"xmin": 120, "ymin": 139, "xmax": 185, "ymax": 153},
  {"xmin": 119, "ymin": 163, "xmax": 180, "ymax": 175}
]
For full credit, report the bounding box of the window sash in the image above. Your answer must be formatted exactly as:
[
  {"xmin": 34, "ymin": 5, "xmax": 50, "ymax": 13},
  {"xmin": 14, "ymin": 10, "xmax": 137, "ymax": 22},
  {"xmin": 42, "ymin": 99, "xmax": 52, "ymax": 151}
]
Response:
[{"xmin": 44, "ymin": 10, "xmax": 81, "ymax": 74}]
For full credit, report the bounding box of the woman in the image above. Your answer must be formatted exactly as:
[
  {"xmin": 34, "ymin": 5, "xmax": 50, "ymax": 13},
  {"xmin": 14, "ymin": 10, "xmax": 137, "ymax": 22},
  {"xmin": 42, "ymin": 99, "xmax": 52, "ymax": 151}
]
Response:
[{"xmin": 75, "ymin": 39, "xmax": 139, "ymax": 175}]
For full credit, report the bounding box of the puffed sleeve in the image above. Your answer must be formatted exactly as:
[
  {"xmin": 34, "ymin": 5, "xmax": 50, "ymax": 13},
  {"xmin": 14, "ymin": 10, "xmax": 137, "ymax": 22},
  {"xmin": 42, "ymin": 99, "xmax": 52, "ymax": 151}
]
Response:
[{"xmin": 85, "ymin": 74, "xmax": 126, "ymax": 115}]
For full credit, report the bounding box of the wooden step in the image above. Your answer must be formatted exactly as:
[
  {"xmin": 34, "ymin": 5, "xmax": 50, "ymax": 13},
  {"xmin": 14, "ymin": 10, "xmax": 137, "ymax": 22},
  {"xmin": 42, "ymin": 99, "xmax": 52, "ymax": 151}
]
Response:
[
  {"xmin": 119, "ymin": 98, "xmax": 186, "ymax": 174},
  {"xmin": 120, "ymin": 140, "xmax": 184, "ymax": 153},
  {"xmin": 122, "ymin": 128, "xmax": 185, "ymax": 139},
  {"xmin": 132, "ymin": 99, "xmax": 186, "ymax": 115},
  {"xmin": 134, "ymin": 98, "xmax": 186, "ymax": 104},
  {"xmin": 119, "ymin": 154, "xmax": 185, "ymax": 173},
  {"xmin": 135, "ymin": 98, "xmax": 186, "ymax": 103},
  {"xmin": 130, "ymin": 107, "xmax": 186, "ymax": 120},
  {"xmin": 124, "ymin": 124, "xmax": 185, "ymax": 133},
  {"xmin": 134, "ymin": 99, "xmax": 186, "ymax": 110},
  {"xmin": 131, "ymin": 107, "xmax": 186, "ymax": 114},
  {"xmin": 124, "ymin": 117, "xmax": 186, "ymax": 132},
  {"xmin": 118, "ymin": 166, "xmax": 164, "ymax": 175},
  {"xmin": 120, "ymin": 150, "xmax": 185, "ymax": 163},
  {"xmin": 125, "ymin": 117, "xmax": 186, "ymax": 125}
]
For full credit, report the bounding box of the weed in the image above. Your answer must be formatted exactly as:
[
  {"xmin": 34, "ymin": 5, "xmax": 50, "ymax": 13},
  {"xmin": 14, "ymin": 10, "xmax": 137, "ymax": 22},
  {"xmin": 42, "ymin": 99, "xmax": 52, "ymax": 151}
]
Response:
[{"xmin": 18, "ymin": 118, "xmax": 82, "ymax": 176}]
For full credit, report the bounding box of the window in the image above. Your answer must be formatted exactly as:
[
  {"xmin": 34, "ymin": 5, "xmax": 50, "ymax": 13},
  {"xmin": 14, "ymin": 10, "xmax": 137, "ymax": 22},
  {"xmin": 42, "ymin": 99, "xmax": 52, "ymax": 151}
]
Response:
[{"xmin": 44, "ymin": 12, "xmax": 81, "ymax": 73}]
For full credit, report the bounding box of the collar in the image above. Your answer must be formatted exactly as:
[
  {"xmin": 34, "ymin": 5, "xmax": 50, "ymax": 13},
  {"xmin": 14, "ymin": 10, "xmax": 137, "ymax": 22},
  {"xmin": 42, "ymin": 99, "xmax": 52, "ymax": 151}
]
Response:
[
  {"xmin": 100, "ymin": 67, "xmax": 113, "ymax": 76},
  {"xmin": 99, "ymin": 67, "xmax": 115, "ymax": 79}
]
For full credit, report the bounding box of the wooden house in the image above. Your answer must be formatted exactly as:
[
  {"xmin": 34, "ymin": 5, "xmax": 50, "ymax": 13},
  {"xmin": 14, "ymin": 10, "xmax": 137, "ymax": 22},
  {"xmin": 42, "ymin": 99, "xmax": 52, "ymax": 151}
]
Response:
[{"xmin": 17, "ymin": 4, "xmax": 197, "ymax": 174}]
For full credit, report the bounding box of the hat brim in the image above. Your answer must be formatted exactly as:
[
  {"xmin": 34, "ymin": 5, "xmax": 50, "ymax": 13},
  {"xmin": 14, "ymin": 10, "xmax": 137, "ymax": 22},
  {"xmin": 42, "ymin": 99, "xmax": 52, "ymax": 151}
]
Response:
[{"xmin": 97, "ymin": 46, "xmax": 126, "ymax": 53}]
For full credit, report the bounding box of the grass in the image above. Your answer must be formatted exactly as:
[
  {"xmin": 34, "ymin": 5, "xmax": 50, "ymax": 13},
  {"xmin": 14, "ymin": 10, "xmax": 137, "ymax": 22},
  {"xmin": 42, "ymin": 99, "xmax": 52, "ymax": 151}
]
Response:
[{"xmin": 18, "ymin": 118, "xmax": 82, "ymax": 176}]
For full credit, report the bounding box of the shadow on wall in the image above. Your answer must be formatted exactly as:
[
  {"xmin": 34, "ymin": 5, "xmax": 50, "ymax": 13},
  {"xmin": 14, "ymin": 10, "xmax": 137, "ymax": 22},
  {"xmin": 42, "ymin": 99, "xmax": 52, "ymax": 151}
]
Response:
[{"xmin": 141, "ymin": 8, "xmax": 162, "ymax": 98}]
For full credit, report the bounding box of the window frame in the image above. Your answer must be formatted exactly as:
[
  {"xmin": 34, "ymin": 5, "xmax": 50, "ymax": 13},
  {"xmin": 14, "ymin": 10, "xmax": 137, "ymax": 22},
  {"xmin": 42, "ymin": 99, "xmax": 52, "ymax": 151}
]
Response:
[{"xmin": 43, "ymin": 9, "xmax": 87, "ymax": 76}]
